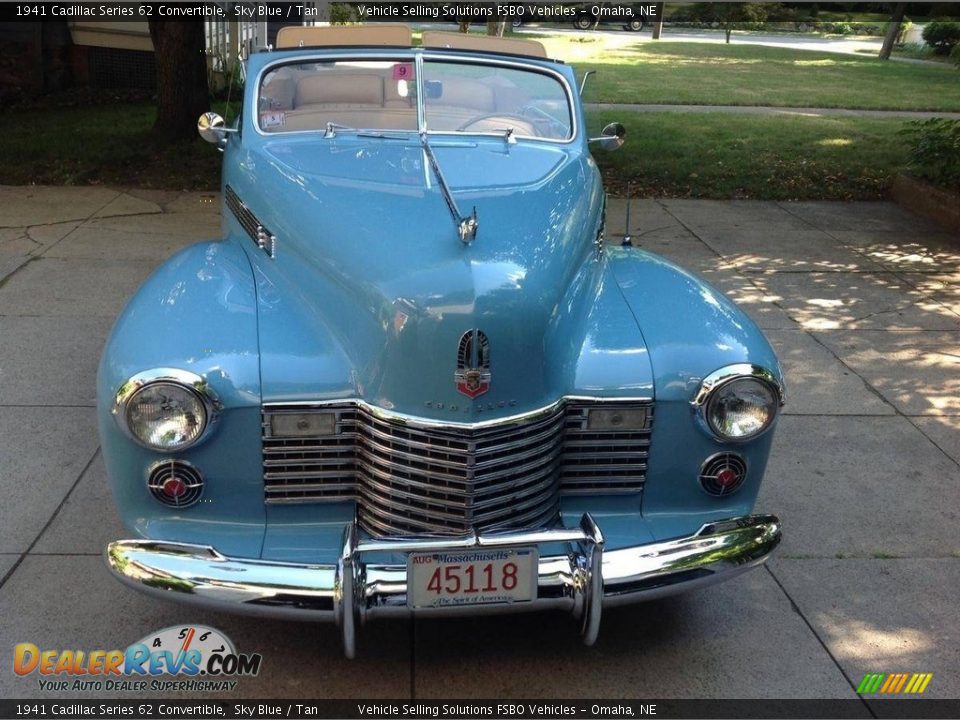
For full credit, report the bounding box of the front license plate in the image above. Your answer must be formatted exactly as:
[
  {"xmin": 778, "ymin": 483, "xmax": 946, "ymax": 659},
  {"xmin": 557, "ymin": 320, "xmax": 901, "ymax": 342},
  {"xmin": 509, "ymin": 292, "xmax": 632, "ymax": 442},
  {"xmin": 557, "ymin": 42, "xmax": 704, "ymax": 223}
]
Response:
[{"xmin": 407, "ymin": 547, "xmax": 538, "ymax": 609}]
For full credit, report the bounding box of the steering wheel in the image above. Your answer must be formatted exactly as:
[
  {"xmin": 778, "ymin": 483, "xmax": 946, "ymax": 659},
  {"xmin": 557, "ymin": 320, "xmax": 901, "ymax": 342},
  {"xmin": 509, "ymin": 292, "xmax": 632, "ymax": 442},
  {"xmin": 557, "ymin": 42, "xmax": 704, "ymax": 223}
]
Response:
[{"xmin": 456, "ymin": 113, "xmax": 538, "ymax": 133}]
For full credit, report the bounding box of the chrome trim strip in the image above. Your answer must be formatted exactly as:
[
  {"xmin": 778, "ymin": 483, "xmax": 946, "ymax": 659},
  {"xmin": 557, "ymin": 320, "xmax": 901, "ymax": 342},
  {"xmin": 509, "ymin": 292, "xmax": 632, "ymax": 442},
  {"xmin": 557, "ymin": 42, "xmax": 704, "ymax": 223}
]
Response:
[
  {"xmin": 105, "ymin": 513, "xmax": 781, "ymax": 657},
  {"xmin": 112, "ymin": 368, "xmax": 221, "ymax": 452}
]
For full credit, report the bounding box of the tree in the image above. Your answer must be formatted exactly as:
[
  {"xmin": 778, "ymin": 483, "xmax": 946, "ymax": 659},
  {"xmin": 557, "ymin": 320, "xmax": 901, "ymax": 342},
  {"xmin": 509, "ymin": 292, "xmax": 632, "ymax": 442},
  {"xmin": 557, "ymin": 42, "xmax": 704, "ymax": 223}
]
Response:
[
  {"xmin": 148, "ymin": 20, "xmax": 210, "ymax": 142},
  {"xmin": 486, "ymin": 20, "xmax": 507, "ymax": 37},
  {"xmin": 652, "ymin": 3, "xmax": 665, "ymax": 39},
  {"xmin": 879, "ymin": 2, "xmax": 907, "ymax": 60},
  {"xmin": 691, "ymin": 2, "xmax": 770, "ymax": 44}
]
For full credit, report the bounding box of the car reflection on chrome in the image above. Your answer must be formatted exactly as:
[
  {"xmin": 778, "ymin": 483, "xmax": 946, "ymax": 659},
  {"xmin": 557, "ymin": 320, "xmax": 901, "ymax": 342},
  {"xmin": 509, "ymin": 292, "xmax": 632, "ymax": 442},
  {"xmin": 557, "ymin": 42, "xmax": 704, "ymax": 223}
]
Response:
[{"xmin": 99, "ymin": 25, "xmax": 784, "ymax": 658}]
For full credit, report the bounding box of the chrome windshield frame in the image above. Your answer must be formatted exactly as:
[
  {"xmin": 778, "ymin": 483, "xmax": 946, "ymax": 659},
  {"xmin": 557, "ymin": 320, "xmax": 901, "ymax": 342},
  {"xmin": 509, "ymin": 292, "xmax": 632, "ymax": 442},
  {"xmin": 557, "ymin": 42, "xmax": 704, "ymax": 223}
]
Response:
[{"xmin": 251, "ymin": 49, "xmax": 578, "ymax": 145}]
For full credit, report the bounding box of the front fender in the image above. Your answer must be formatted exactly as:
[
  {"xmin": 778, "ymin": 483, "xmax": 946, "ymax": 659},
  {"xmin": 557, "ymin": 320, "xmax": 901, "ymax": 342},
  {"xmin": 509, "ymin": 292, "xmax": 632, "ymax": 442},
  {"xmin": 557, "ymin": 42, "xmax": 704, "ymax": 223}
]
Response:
[
  {"xmin": 607, "ymin": 247, "xmax": 784, "ymax": 536},
  {"xmin": 97, "ymin": 239, "xmax": 265, "ymax": 557}
]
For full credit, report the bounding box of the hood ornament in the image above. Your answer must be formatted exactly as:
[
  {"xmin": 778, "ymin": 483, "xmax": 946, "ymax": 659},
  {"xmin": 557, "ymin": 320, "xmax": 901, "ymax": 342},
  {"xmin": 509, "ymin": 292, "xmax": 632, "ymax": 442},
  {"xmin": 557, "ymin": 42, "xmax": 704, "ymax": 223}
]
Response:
[
  {"xmin": 455, "ymin": 329, "xmax": 491, "ymax": 399},
  {"xmin": 420, "ymin": 130, "xmax": 478, "ymax": 244}
]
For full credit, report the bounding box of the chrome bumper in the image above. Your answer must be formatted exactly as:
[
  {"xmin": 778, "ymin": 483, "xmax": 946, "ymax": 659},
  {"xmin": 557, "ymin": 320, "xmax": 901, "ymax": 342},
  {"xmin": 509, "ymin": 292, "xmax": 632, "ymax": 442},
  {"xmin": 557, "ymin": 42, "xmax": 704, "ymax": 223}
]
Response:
[{"xmin": 105, "ymin": 513, "xmax": 780, "ymax": 658}]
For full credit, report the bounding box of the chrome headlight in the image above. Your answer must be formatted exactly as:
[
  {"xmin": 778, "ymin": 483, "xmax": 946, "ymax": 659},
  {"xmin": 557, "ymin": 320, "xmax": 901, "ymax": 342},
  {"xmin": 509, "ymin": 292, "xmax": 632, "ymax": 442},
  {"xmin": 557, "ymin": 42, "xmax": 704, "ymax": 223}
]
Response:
[
  {"xmin": 693, "ymin": 364, "xmax": 783, "ymax": 442},
  {"xmin": 113, "ymin": 369, "xmax": 219, "ymax": 451}
]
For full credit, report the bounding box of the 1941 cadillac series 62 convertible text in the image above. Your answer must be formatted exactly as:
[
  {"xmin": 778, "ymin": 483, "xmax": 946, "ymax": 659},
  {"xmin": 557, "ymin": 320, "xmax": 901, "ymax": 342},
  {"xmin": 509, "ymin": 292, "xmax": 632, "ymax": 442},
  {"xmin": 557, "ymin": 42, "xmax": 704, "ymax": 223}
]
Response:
[{"xmin": 100, "ymin": 25, "xmax": 783, "ymax": 657}]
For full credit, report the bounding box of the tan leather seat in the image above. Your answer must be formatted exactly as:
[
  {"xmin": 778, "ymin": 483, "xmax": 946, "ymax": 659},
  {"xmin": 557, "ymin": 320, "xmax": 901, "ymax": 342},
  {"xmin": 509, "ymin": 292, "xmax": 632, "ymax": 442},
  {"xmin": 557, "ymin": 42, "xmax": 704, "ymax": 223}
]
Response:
[{"xmin": 295, "ymin": 74, "xmax": 384, "ymax": 110}]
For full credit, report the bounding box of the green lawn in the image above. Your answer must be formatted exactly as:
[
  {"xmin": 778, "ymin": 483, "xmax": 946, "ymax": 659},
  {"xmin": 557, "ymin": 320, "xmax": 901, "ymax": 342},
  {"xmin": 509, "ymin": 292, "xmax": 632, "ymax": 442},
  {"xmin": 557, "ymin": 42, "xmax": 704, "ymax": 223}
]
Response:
[
  {"xmin": 590, "ymin": 111, "xmax": 910, "ymax": 200},
  {"xmin": 0, "ymin": 102, "xmax": 227, "ymax": 189},
  {"xmin": 532, "ymin": 37, "xmax": 960, "ymax": 111}
]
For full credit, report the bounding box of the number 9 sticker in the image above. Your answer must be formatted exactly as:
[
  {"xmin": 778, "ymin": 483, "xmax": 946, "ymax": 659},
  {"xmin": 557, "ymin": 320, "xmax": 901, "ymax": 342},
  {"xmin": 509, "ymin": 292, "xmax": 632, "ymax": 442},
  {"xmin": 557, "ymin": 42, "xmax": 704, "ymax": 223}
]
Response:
[{"xmin": 392, "ymin": 63, "xmax": 414, "ymax": 80}]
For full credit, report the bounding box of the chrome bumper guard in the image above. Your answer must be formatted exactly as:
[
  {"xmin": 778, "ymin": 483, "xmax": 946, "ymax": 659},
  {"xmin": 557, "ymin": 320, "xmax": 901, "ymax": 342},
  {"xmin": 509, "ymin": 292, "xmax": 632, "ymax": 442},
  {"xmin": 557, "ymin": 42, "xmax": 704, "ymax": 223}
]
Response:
[{"xmin": 105, "ymin": 513, "xmax": 780, "ymax": 658}]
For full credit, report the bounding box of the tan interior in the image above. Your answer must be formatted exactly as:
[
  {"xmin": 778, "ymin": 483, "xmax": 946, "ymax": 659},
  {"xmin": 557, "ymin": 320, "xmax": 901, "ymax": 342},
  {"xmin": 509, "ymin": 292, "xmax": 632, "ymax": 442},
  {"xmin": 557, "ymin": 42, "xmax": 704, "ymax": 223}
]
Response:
[
  {"xmin": 421, "ymin": 31, "xmax": 547, "ymax": 58},
  {"xmin": 276, "ymin": 24, "xmax": 412, "ymax": 49}
]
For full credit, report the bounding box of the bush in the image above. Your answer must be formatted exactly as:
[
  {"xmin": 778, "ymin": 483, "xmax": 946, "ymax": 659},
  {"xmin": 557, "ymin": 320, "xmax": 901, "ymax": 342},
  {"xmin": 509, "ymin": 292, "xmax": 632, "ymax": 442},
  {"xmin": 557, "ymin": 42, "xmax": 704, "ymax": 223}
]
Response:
[
  {"xmin": 922, "ymin": 21, "xmax": 960, "ymax": 55},
  {"xmin": 823, "ymin": 21, "xmax": 854, "ymax": 35},
  {"xmin": 901, "ymin": 118, "xmax": 960, "ymax": 189}
]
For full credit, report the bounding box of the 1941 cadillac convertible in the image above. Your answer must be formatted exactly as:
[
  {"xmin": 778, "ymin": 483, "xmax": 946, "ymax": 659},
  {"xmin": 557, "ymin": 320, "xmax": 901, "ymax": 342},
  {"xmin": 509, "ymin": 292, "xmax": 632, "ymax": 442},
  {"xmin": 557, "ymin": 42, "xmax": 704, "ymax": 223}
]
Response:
[{"xmin": 100, "ymin": 25, "xmax": 783, "ymax": 657}]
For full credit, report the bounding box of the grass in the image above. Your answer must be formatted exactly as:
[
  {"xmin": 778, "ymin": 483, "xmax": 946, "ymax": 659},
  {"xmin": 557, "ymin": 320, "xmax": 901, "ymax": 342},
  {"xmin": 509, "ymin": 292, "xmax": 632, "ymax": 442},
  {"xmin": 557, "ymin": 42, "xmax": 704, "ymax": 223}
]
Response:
[
  {"xmin": 590, "ymin": 110, "xmax": 910, "ymax": 200},
  {"xmin": 0, "ymin": 100, "xmax": 233, "ymax": 189},
  {"xmin": 0, "ymin": 102, "xmax": 913, "ymax": 199},
  {"xmin": 857, "ymin": 42, "xmax": 956, "ymax": 64},
  {"xmin": 0, "ymin": 35, "xmax": 933, "ymax": 200},
  {"xmin": 531, "ymin": 37, "xmax": 960, "ymax": 111}
]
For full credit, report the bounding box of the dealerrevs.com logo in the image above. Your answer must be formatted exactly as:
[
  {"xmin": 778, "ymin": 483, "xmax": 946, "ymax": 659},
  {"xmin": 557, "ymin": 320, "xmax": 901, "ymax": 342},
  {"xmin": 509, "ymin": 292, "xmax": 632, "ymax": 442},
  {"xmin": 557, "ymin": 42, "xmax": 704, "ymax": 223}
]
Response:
[{"xmin": 14, "ymin": 625, "xmax": 262, "ymax": 693}]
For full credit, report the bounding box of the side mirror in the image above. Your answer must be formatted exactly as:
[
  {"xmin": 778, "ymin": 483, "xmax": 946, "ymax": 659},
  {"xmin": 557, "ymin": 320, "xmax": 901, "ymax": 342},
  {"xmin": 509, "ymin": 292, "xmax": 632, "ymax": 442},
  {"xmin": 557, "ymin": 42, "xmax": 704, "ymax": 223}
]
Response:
[
  {"xmin": 198, "ymin": 112, "xmax": 234, "ymax": 148},
  {"xmin": 589, "ymin": 122, "xmax": 626, "ymax": 151}
]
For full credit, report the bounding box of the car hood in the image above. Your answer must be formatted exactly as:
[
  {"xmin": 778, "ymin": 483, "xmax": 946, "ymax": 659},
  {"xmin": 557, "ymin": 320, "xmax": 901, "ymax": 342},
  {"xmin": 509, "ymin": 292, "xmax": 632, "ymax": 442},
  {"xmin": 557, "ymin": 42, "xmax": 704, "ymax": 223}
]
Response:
[{"xmin": 229, "ymin": 137, "xmax": 652, "ymax": 418}]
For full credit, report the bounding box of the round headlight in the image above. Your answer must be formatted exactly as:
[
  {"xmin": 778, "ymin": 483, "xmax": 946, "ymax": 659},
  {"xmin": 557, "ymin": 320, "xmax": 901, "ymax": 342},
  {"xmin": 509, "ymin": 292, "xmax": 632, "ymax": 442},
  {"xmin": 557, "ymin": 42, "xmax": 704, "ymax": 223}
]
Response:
[
  {"xmin": 693, "ymin": 364, "xmax": 783, "ymax": 443},
  {"xmin": 705, "ymin": 377, "xmax": 778, "ymax": 441},
  {"xmin": 125, "ymin": 382, "xmax": 207, "ymax": 450}
]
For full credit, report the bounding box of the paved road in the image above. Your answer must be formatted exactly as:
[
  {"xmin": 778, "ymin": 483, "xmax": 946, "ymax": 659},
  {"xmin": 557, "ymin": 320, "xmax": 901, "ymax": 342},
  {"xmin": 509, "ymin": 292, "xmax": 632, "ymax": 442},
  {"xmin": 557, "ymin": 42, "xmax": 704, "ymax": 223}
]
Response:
[
  {"xmin": 0, "ymin": 188, "xmax": 958, "ymax": 702},
  {"xmin": 516, "ymin": 24, "xmax": 888, "ymax": 57}
]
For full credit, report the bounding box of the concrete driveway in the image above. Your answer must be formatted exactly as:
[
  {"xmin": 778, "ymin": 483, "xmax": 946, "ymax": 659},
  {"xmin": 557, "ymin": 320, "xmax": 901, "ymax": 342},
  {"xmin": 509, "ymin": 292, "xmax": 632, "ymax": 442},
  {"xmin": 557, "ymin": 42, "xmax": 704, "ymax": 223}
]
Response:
[{"xmin": 1, "ymin": 187, "xmax": 958, "ymax": 702}]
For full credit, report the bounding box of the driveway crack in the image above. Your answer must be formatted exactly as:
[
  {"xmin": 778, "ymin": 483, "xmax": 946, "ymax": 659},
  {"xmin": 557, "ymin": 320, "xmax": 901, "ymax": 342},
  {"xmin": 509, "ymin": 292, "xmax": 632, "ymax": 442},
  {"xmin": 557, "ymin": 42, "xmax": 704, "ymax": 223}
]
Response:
[
  {"xmin": 765, "ymin": 564, "xmax": 877, "ymax": 715},
  {"xmin": 0, "ymin": 447, "xmax": 100, "ymax": 591}
]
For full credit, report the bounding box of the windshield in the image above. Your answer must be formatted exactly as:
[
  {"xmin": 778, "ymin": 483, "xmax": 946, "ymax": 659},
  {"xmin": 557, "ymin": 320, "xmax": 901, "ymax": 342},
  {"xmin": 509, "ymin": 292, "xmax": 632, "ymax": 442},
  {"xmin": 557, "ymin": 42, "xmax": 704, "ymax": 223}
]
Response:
[{"xmin": 257, "ymin": 57, "xmax": 573, "ymax": 141}]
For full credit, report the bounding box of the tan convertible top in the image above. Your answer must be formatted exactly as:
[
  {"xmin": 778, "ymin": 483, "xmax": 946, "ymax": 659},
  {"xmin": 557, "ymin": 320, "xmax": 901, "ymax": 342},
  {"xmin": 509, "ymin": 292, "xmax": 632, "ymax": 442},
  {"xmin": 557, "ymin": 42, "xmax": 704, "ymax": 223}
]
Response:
[
  {"xmin": 275, "ymin": 25, "xmax": 548, "ymax": 59},
  {"xmin": 276, "ymin": 24, "xmax": 412, "ymax": 49},
  {"xmin": 420, "ymin": 31, "xmax": 547, "ymax": 58}
]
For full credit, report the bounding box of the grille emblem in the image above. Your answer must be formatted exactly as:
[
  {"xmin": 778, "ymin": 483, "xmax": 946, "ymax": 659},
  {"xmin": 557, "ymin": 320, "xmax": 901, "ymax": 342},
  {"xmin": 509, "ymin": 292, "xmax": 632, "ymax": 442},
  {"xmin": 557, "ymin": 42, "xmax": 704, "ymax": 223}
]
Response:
[{"xmin": 455, "ymin": 329, "xmax": 491, "ymax": 399}]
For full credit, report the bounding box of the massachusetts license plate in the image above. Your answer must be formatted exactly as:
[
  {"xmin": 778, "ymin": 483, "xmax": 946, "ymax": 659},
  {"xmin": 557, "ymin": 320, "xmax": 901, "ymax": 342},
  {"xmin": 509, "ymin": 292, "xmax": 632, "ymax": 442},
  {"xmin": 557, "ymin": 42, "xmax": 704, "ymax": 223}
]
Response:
[{"xmin": 407, "ymin": 547, "xmax": 537, "ymax": 609}]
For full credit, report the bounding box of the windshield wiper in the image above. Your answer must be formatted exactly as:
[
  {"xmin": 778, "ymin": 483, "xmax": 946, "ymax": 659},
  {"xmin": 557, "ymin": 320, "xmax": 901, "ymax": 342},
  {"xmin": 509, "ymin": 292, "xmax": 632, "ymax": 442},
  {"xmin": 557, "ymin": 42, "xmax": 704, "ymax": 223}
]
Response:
[
  {"xmin": 323, "ymin": 122, "xmax": 407, "ymax": 140},
  {"xmin": 419, "ymin": 130, "xmax": 478, "ymax": 245}
]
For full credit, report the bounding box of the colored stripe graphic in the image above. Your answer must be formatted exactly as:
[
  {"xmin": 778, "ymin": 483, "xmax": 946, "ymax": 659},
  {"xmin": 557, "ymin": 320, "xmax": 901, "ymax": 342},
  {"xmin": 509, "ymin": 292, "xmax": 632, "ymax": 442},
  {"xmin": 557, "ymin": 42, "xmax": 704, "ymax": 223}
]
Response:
[
  {"xmin": 857, "ymin": 672, "xmax": 932, "ymax": 694},
  {"xmin": 856, "ymin": 674, "xmax": 885, "ymax": 693}
]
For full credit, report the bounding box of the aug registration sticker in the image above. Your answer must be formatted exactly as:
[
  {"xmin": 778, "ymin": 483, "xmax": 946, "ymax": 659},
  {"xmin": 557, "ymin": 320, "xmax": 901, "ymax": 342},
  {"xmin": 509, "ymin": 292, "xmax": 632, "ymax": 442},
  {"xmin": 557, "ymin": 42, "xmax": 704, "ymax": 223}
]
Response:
[
  {"xmin": 408, "ymin": 547, "xmax": 537, "ymax": 609},
  {"xmin": 259, "ymin": 111, "xmax": 286, "ymax": 129}
]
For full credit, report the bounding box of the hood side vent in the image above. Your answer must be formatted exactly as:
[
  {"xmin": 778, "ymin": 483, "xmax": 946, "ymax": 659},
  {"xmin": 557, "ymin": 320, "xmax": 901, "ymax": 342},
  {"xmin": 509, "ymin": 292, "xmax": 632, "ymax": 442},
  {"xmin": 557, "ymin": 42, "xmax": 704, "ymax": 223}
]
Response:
[{"xmin": 225, "ymin": 185, "xmax": 276, "ymax": 258}]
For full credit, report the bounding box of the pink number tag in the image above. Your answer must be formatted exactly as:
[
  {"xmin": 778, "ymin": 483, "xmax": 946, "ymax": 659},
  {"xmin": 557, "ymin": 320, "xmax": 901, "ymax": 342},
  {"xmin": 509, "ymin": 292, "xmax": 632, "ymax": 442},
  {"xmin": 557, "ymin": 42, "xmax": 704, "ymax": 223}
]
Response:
[{"xmin": 392, "ymin": 63, "xmax": 414, "ymax": 80}]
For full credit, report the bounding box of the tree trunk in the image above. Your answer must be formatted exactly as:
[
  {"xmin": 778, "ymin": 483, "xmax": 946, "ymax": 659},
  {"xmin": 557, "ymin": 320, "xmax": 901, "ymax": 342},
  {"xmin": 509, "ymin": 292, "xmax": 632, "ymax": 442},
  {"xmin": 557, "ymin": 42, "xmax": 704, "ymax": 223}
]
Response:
[
  {"xmin": 148, "ymin": 20, "xmax": 210, "ymax": 143},
  {"xmin": 652, "ymin": 3, "xmax": 664, "ymax": 39},
  {"xmin": 496, "ymin": 20, "xmax": 507, "ymax": 37},
  {"xmin": 458, "ymin": 21, "xmax": 470, "ymax": 33},
  {"xmin": 879, "ymin": 2, "xmax": 907, "ymax": 60},
  {"xmin": 486, "ymin": 20, "xmax": 498, "ymax": 36},
  {"xmin": 725, "ymin": 27, "xmax": 732, "ymax": 43}
]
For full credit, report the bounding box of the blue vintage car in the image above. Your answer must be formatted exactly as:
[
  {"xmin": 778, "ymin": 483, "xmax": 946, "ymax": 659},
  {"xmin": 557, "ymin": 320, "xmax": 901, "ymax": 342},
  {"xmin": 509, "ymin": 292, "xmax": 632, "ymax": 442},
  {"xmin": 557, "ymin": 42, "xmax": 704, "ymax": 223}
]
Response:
[{"xmin": 100, "ymin": 26, "xmax": 783, "ymax": 657}]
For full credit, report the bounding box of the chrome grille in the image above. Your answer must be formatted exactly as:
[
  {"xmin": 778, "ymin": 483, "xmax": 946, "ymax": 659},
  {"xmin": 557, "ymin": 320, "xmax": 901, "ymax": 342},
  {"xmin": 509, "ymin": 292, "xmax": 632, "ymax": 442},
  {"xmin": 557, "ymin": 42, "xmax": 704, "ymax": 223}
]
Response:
[
  {"xmin": 262, "ymin": 399, "xmax": 653, "ymax": 536},
  {"xmin": 561, "ymin": 403, "xmax": 652, "ymax": 494}
]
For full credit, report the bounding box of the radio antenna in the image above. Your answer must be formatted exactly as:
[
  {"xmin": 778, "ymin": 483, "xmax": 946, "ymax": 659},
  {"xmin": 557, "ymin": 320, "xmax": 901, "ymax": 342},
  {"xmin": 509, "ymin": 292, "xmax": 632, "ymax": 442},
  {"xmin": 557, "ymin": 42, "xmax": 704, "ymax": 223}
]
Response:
[{"xmin": 622, "ymin": 183, "xmax": 633, "ymax": 246}]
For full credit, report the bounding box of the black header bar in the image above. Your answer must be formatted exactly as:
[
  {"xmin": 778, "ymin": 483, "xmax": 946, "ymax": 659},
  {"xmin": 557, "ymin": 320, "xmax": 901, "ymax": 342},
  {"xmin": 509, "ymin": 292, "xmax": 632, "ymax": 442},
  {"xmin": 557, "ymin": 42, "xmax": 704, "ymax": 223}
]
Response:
[
  {"xmin": 4, "ymin": 699, "xmax": 960, "ymax": 720},
  {"xmin": 0, "ymin": 2, "xmax": 661, "ymax": 23}
]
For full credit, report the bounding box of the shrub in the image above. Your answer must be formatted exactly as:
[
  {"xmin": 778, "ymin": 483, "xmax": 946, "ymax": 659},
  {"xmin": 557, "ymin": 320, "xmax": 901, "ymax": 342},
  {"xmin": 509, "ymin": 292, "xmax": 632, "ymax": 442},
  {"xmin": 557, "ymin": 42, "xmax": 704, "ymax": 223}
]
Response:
[
  {"xmin": 922, "ymin": 21, "xmax": 960, "ymax": 55},
  {"xmin": 824, "ymin": 21, "xmax": 854, "ymax": 35},
  {"xmin": 901, "ymin": 118, "xmax": 960, "ymax": 189}
]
